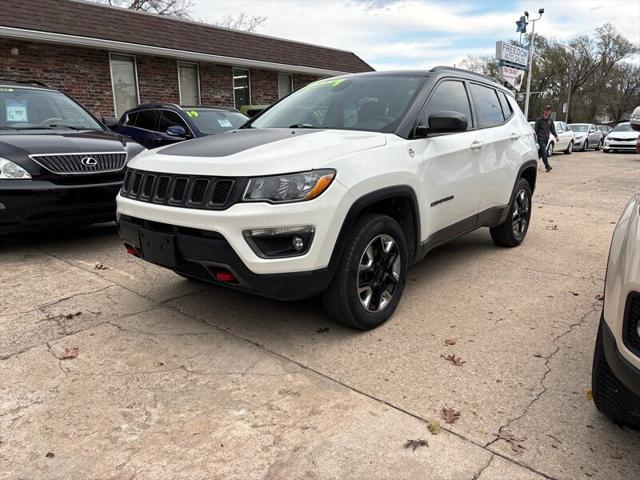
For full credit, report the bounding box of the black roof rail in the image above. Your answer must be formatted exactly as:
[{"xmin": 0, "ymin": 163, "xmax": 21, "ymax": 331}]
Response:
[
  {"xmin": 0, "ymin": 78, "xmax": 52, "ymax": 88},
  {"xmin": 429, "ymin": 66, "xmax": 503, "ymax": 86}
]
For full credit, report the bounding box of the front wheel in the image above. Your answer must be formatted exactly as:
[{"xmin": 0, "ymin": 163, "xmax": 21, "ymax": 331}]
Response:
[
  {"xmin": 596, "ymin": 139, "xmax": 602, "ymax": 151},
  {"xmin": 582, "ymin": 139, "xmax": 589, "ymax": 151},
  {"xmin": 322, "ymin": 214, "xmax": 408, "ymax": 330},
  {"xmin": 564, "ymin": 141, "xmax": 573, "ymax": 155},
  {"xmin": 490, "ymin": 178, "xmax": 532, "ymax": 248}
]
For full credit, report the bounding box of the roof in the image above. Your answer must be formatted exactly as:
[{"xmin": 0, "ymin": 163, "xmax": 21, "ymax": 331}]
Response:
[{"xmin": 0, "ymin": 0, "xmax": 373, "ymax": 76}]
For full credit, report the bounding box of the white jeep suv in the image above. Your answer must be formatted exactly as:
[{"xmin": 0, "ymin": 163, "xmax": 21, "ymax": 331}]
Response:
[{"xmin": 117, "ymin": 68, "xmax": 538, "ymax": 330}]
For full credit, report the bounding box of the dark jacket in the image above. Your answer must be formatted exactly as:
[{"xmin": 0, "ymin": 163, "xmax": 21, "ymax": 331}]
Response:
[{"xmin": 534, "ymin": 117, "xmax": 557, "ymax": 140}]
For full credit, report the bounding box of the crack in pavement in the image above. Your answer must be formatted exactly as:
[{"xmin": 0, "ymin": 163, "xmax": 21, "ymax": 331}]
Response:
[
  {"xmin": 471, "ymin": 454, "xmax": 494, "ymax": 480},
  {"xmin": 485, "ymin": 300, "xmax": 600, "ymax": 453}
]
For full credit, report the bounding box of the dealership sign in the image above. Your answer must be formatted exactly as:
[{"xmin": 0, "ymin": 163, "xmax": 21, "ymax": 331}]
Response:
[
  {"xmin": 498, "ymin": 65, "xmax": 524, "ymax": 91},
  {"xmin": 495, "ymin": 41, "xmax": 528, "ymax": 69}
]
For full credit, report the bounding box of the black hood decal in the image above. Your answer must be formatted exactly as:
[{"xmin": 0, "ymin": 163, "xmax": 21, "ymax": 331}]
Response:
[{"xmin": 158, "ymin": 128, "xmax": 322, "ymax": 157}]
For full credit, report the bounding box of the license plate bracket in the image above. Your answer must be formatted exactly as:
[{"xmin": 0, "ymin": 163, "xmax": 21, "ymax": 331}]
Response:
[{"xmin": 139, "ymin": 229, "xmax": 177, "ymax": 267}]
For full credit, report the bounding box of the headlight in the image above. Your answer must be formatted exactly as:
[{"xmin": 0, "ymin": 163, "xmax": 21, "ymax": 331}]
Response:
[
  {"xmin": 0, "ymin": 157, "xmax": 31, "ymax": 179},
  {"xmin": 243, "ymin": 169, "xmax": 335, "ymax": 203}
]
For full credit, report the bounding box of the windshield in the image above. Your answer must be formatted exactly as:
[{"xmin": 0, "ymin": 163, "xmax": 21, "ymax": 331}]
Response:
[
  {"xmin": 569, "ymin": 124, "xmax": 588, "ymax": 132},
  {"xmin": 187, "ymin": 109, "xmax": 248, "ymax": 134},
  {"xmin": 250, "ymin": 75, "xmax": 425, "ymax": 133},
  {"xmin": 612, "ymin": 123, "xmax": 632, "ymax": 132},
  {"xmin": 0, "ymin": 86, "xmax": 103, "ymax": 131}
]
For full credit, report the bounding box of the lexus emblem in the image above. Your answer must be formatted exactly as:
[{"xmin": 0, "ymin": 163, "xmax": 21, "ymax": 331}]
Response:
[{"xmin": 81, "ymin": 156, "xmax": 98, "ymax": 167}]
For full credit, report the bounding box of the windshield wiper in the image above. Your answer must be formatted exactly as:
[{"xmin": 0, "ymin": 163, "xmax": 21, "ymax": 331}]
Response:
[
  {"xmin": 288, "ymin": 123, "xmax": 317, "ymax": 129},
  {"xmin": 46, "ymin": 124, "xmax": 85, "ymax": 130}
]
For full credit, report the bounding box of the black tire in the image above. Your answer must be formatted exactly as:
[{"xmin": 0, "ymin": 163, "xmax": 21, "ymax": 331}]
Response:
[
  {"xmin": 322, "ymin": 214, "xmax": 407, "ymax": 330},
  {"xmin": 490, "ymin": 178, "xmax": 532, "ymax": 248},
  {"xmin": 592, "ymin": 320, "xmax": 640, "ymax": 427},
  {"xmin": 547, "ymin": 141, "xmax": 554, "ymax": 157},
  {"xmin": 582, "ymin": 139, "xmax": 589, "ymax": 151},
  {"xmin": 564, "ymin": 141, "xmax": 573, "ymax": 155},
  {"xmin": 596, "ymin": 139, "xmax": 602, "ymax": 151}
]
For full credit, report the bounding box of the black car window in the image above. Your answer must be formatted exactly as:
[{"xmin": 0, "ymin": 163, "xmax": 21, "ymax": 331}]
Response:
[
  {"xmin": 123, "ymin": 111, "xmax": 138, "ymax": 126},
  {"xmin": 133, "ymin": 109, "xmax": 159, "ymax": 131},
  {"xmin": 158, "ymin": 110, "xmax": 188, "ymax": 132},
  {"xmin": 498, "ymin": 92, "xmax": 513, "ymax": 120},
  {"xmin": 423, "ymin": 80, "xmax": 472, "ymax": 130},
  {"xmin": 469, "ymin": 83, "xmax": 504, "ymax": 128}
]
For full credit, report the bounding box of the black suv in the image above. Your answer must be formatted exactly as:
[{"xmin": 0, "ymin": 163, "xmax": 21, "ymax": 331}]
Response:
[{"xmin": 0, "ymin": 80, "xmax": 145, "ymax": 234}]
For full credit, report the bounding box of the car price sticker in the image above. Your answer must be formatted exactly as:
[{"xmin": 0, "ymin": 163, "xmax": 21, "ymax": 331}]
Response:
[
  {"xmin": 6, "ymin": 100, "xmax": 27, "ymax": 122},
  {"xmin": 217, "ymin": 118, "xmax": 232, "ymax": 127}
]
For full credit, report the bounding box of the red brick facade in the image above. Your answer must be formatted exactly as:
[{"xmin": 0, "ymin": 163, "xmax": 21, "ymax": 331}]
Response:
[{"xmin": 0, "ymin": 39, "xmax": 322, "ymax": 119}]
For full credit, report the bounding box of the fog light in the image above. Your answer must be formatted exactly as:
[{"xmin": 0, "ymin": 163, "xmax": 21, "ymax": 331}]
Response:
[
  {"xmin": 0, "ymin": 202, "xmax": 5, "ymax": 210},
  {"xmin": 292, "ymin": 236, "xmax": 304, "ymax": 251}
]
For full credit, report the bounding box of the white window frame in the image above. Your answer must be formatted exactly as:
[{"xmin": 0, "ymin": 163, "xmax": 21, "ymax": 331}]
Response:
[
  {"xmin": 232, "ymin": 67, "xmax": 251, "ymax": 109},
  {"xmin": 278, "ymin": 72, "xmax": 294, "ymax": 99},
  {"xmin": 108, "ymin": 52, "xmax": 140, "ymax": 118},
  {"xmin": 177, "ymin": 61, "xmax": 201, "ymax": 106}
]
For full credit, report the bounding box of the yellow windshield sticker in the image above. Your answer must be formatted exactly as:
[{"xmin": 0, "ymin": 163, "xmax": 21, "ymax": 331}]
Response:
[
  {"xmin": 186, "ymin": 110, "xmax": 199, "ymax": 118},
  {"xmin": 305, "ymin": 78, "xmax": 346, "ymax": 90},
  {"xmin": 0, "ymin": 87, "xmax": 14, "ymax": 92}
]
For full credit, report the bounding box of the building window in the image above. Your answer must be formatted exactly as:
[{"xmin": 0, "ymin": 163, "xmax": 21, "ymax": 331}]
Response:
[
  {"xmin": 278, "ymin": 73, "xmax": 294, "ymax": 99},
  {"xmin": 109, "ymin": 53, "xmax": 139, "ymax": 118},
  {"xmin": 178, "ymin": 62, "xmax": 200, "ymax": 106},
  {"xmin": 233, "ymin": 68, "xmax": 250, "ymax": 108}
]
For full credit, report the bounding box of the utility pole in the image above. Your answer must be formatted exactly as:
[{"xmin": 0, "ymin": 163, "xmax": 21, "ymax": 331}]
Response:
[
  {"xmin": 523, "ymin": 9, "xmax": 544, "ymax": 120},
  {"xmin": 565, "ymin": 76, "xmax": 571, "ymax": 123}
]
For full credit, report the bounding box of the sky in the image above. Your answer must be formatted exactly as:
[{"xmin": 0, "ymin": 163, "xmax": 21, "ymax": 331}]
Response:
[{"xmin": 191, "ymin": 0, "xmax": 640, "ymax": 70}]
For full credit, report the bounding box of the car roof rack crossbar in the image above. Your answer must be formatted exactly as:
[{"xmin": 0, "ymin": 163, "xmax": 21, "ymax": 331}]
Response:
[
  {"xmin": 429, "ymin": 66, "xmax": 502, "ymax": 86},
  {"xmin": 0, "ymin": 78, "xmax": 51, "ymax": 88}
]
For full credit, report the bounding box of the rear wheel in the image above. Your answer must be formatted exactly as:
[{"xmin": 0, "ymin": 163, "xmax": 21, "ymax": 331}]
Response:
[
  {"xmin": 564, "ymin": 141, "xmax": 573, "ymax": 154},
  {"xmin": 592, "ymin": 320, "xmax": 640, "ymax": 427},
  {"xmin": 322, "ymin": 214, "xmax": 407, "ymax": 330},
  {"xmin": 490, "ymin": 178, "xmax": 532, "ymax": 248}
]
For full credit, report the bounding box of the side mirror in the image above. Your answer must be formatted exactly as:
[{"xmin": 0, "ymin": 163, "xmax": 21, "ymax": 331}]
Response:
[
  {"xmin": 630, "ymin": 107, "xmax": 640, "ymax": 132},
  {"xmin": 166, "ymin": 125, "xmax": 187, "ymax": 138},
  {"xmin": 420, "ymin": 111, "xmax": 468, "ymax": 135},
  {"xmin": 102, "ymin": 116, "xmax": 118, "ymax": 129}
]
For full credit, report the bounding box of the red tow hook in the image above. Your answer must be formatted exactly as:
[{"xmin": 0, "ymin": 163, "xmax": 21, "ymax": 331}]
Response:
[
  {"xmin": 124, "ymin": 244, "xmax": 140, "ymax": 257},
  {"xmin": 214, "ymin": 271, "xmax": 236, "ymax": 283}
]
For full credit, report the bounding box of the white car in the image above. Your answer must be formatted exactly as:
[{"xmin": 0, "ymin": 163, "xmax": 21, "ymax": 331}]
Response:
[
  {"xmin": 117, "ymin": 68, "xmax": 537, "ymax": 329},
  {"xmin": 528, "ymin": 120, "xmax": 575, "ymax": 156},
  {"xmin": 603, "ymin": 122, "xmax": 640, "ymax": 153},
  {"xmin": 593, "ymin": 193, "xmax": 640, "ymax": 426},
  {"xmin": 568, "ymin": 123, "xmax": 604, "ymax": 151}
]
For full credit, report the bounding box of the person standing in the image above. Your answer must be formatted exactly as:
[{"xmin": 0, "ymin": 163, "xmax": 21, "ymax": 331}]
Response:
[{"xmin": 534, "ymin": 106, "xmax": 559, "ymax": 172}]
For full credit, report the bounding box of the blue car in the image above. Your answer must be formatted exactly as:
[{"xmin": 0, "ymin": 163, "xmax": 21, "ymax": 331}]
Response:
[{"xmin": 106, "ymin": 103, "xmax": 249, "ymax": 150}]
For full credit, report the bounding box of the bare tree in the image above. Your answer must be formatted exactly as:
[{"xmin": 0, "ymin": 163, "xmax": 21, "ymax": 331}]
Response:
[
  {"xmin": 94, "ymin": 0, "xmax": 194, "ymax": 19},
  {"xmin": 213, "ymin": 13, "xmax": 267, "ymax": 32}
]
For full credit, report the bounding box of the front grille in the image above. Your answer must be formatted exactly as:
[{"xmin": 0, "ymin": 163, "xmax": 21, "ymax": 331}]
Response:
[
  {"xmin": 623, "ymin": 293, "xmax": 640, "ymax": 355},
  {"xmin": 120, "ymin": 168, "xmax": 239, "ymax": 210},
  {"xmin": 609, "ymin": 137, "xmax": 631, "ymax": 142},
  {"xmin": 30, "ymin": 152, "xmax": 127, "ymax": 175}
]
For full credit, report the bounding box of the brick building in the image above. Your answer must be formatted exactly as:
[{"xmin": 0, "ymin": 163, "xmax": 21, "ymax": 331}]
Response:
[{"xmin": 0, "ymin": 0, "xmax": 372, "ymax": 119}]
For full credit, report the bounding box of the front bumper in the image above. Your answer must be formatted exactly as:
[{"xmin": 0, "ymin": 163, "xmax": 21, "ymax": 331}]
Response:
[
  {"xmin": 118, "ymin": 215, "xmax": 334, "ymax": 300},
  {"xmin": 604, "ymin": 140, "xmax": 637, "ymax": 151},
  {"xmin": 574, "ymin": 137, "xmax": 587, "ymax": 148},
  {"xmin": 0, "ymin": 179, "xmax": 121, "ymax": 234}
]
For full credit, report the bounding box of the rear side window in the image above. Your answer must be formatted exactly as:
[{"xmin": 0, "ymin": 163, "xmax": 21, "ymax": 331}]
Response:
[
  {"xmin": 469, "ymin": 83, "xmax": 504, "ymax": 128},
  {"xmin": 498, "ymin": 92, "xmax": 513, "ymax": 120},
  {"xmin": 423, "ymin": 80, "xmax": 472, "ymax": 130},
  {"xmin": 133, "ymin": 109, "xmax": 159, "ymax": 130},
  {"xmin": 158, "ymin": 110, "xmax": 188, "ymax": 132},
  {"xmin": 123, "ymin": 111, "xmax": 138, "ymax": 126}
]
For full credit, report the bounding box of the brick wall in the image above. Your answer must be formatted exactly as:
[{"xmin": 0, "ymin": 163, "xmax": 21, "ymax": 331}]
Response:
[{"xmin": 0, "ymin": 39, "xmax": 324, "ymax": 119}]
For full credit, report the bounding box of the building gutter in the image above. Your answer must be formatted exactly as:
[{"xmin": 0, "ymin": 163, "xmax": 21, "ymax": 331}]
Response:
[{"xmin": 0, "ymin": 26, "xmax": 349, "ymax": 77}]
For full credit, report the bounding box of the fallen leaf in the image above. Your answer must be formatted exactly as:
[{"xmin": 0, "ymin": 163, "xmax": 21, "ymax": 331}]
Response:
[
  {"xmin": 94, "ymin": 263, "xmax": 109, "ymax": 270},
  {"xmin": 427, "ymin": 420, "xmax": 441, "ymax": 435},
  {"xmin": 441, "ymin": 353, "xmax": 465, "ymax": 366},
  {"xmin": 59, "ymin": 346, "xmax": 79, "ymax": 360},
  {"xmin": 595, "ymin": 294, "xmax": 604, "ymax": 301},
  {"xmin": 404, "ymin": 439, "xmax": 428, "ymax": 451},
  {"xmin": 545, "ymin": 224, "xmax": 558, "ymax": 231},
  {"xmin": 441, "ymin": 407, "xmax": 461, "ymax": 424},
  {"xmin": 586, "ymin": 390, "xmax": 593, "ymax": 401},
  {"xmin": 316, "ymin": 327, "xmax": 329, "ymax": 333},
  {"xmin": 570, "ymin": 291, "xmax": 580, "ymax": 297},
  {"xmin": 444, "ymin": 339, "xmax": 457, "ymax": 346},
  {"xmin": 64, "ymin": 312, "xmax": 82, "ymax": 320},
  {"xmin": 45, "ymin": 452, "xmax": 54, "ymax": 459}
]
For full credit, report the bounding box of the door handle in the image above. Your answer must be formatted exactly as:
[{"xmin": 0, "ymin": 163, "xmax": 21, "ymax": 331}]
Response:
[
  {"xmin": 470, "ymin": 140, "xmax": 484, "ymax": 150},
  {"xmin": 510, "ymin": 132, "xmax": 520, "ymax": 140}
]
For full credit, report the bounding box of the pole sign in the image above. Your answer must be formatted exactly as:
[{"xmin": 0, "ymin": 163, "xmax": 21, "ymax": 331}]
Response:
[
  {"xmin": 498, "ymin": 65, "xmax": 524, "ymax": 91},
  {"xmin": 496, "ymin": 41, "xmax": 528, "ymax": 69}
]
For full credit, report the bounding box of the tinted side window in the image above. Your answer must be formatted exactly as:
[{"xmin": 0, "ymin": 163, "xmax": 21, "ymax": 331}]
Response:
[
  {"xmin": 423, "ymin": 80, "xmax": 472, "ymax": 130},
  {"xmin": 133, "ymin": 109, "xmax": 159, "ymax": 130},
  {"xmin": 158, "ymin": 110, "xmax": 188, "ymax": 132},
  {"xmin": 123, "ymin": 111, "xmax": 138, "ymax": 126},
  {"xmin": 469, "ymin": 84, "xmax": 504, "ymax": 128},
  {"xmin": 498, "ymin": 92, "xmax": 513, "ymax": 120}
]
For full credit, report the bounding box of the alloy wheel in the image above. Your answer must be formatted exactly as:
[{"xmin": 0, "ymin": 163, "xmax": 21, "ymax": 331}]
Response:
[
  {"xmin": 568, "ymin": 142, "xmax": 573, "ymax": 153},
  {"xmin": 512, "ymin": 189, "xmax": 530, "ymax": 240},
  {"xmin": 357, "ymin": 234, "xmax": 401, "ymax": 312}
]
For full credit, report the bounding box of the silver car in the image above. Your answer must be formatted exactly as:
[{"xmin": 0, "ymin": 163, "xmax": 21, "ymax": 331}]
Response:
[
  {"xmin": 603, "ymin": 122, "xmax": 640, "ymax": 153},
  {"xmin": 528, "ymin": 120, "xmax": 576, "ymax": 156},
  {"xmin": 568, "ymin": 123, "xmax": 604, "ymax": 151}
]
